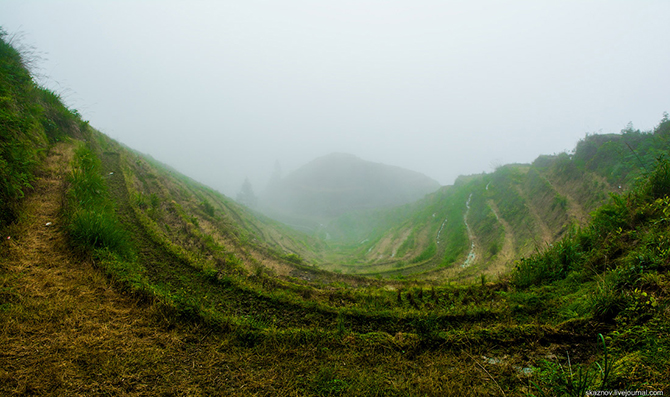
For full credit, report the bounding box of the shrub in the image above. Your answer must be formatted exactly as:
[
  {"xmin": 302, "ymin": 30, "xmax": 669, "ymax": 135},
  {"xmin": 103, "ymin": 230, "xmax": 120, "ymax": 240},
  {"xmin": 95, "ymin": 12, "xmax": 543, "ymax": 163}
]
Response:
[
  {"xmin": 284, "ymin": 252, "xmax": 304, "ymax": 265},
  {"xmin": 643, "ymin": 156, "xmax": 670, "ymax": 199},
  {"xmin": 200, "ymin": 200, "xmax": 215, "ymax": 217}
]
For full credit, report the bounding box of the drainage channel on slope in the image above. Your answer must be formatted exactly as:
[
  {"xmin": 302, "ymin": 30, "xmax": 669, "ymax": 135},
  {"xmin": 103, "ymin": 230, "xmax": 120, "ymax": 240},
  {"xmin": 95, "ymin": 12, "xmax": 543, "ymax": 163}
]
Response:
[
  {"xmin": 436, "ymin": 215, "xmax": 448, "ymax": 245},
  {"xmin": 462, "ymin": 193, "xmax": 476, "ymax": 268}
]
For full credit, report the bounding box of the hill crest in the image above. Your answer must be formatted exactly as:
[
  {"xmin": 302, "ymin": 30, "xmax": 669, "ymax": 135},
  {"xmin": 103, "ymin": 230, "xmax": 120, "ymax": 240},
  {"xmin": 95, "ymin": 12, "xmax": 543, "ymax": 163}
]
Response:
[{"xmin": 259, "ymin": 152, "xmax": 441, "ymax": 227}]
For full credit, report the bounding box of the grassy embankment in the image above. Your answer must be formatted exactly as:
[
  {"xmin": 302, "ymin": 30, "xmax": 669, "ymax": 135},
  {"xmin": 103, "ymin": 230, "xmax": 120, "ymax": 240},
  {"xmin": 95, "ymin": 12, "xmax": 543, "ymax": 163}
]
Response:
[{"xmin": 0, "ymin": 28, "xmax": 85, "ymax": 230}]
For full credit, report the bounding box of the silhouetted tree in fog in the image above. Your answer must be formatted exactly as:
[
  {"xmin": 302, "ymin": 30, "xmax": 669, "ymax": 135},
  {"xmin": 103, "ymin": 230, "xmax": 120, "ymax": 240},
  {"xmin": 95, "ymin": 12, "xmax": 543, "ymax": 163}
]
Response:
[
  {"xmin": 236, "ymin": 177, "xmax": 258, "ymax": 208},
  {"xmin": 266, "ymin": 160, "xmax": 282, "ymax": 191}
]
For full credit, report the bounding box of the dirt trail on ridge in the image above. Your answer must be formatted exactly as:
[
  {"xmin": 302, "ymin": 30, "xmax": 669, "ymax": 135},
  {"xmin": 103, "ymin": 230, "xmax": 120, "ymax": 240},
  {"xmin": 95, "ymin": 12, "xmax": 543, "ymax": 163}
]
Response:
[
  {"xmin": 0, "ymin": 143, "xmax": 170, "ymax": 394},
  {"xmin": 0, "ymin": 143, "xmax": 238, "ymax": 395}
]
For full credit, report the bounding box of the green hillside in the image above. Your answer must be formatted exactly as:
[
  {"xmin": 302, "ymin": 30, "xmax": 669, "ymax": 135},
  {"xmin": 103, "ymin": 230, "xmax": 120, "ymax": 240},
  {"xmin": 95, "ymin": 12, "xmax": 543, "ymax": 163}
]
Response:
[
  {"xmin": 1, "ymin": 31, "xmax": 668, "ymax": 395},
  {"xmin": 0, "ymin": 28, "xmax": 86, "ymax": 229},
  {"xmin": 320, "ymin": 125, "xmax": 670, "ymax": 283}
]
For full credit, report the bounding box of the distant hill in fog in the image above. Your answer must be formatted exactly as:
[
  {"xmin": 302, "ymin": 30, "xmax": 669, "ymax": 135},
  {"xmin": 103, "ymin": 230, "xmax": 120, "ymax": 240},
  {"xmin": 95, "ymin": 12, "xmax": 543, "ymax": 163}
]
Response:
[{"xmin": 259, "ymin": 153, "xmax": 441, "ymax": 229}]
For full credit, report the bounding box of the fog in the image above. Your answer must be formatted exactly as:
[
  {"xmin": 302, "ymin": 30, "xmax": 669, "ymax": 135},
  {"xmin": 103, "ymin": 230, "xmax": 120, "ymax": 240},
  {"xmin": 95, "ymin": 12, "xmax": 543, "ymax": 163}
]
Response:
[{"xmin": 2, "ymin": 0, "xmax": 669, "ymax": 197}]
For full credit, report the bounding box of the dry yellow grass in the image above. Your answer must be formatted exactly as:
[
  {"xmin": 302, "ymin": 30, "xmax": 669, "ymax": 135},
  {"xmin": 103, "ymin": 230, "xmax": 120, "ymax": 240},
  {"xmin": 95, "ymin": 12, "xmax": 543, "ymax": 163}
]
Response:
[{"xmin": 0, "ymin": 143, "xmax": 194, "ymax": 395}]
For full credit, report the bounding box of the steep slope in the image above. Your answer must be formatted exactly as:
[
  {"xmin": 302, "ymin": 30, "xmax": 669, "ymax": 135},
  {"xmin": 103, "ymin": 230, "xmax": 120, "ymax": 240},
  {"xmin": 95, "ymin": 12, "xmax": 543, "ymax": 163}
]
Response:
[
  {"xmin": 0, "ymin": 28, "xmax": 85, "ymax": 228},
  {"xmin": 511, "ymin": 154, "xmax": 670, "ymax": 392},
  {"xmin": 259, "ymin": 153, "xmax": 440, "ymax": 231}
]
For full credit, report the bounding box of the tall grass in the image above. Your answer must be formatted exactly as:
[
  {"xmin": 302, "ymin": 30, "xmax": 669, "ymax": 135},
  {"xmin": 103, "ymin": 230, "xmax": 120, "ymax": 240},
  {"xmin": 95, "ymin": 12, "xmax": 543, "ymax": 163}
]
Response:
[
  {"xmin": 0, "ymin": 29, "xmax": 85, "ymax": 229},
  {"xmin": 0, "ymin": 29, "xmax": 47, "ymax": 227},
  {"xmin": 513, "ymin": 156, "xmax": 670, "ymax": 291},
  {"xmin": 511, "ymin": 157, "xmax": 670, "ymax": 388},
  {"xmin": 65, "ymin": 145, "xmax": 129, "ymax": 255}
]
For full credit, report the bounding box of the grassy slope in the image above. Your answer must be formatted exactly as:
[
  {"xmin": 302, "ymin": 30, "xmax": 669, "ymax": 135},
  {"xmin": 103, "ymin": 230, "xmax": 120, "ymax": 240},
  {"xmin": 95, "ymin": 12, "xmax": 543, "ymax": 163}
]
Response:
[
  {"xmin": 324, "ymin": 127, "xmax": 670, "ymax": 282},
  {"xmin": 6, "ymin": 134, "xmax": 668, "ymax": 395},
  {"xmin": 2, "ymin": 32, "xmax": 669, "ymax": 394},
  {"xmin": 512, "ymin": 148, "xmax": 670, "ymax": 393},
  {"xmin": 0, "ymin": 28, "xmax": 85, "ymax": 229}
]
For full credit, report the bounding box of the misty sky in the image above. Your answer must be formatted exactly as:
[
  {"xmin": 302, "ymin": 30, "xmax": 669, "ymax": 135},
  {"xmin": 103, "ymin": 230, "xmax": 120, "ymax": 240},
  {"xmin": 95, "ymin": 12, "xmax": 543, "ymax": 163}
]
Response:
[{"xmin": 2, "ymin": 1, "xmax": 669, "ymax": 197}]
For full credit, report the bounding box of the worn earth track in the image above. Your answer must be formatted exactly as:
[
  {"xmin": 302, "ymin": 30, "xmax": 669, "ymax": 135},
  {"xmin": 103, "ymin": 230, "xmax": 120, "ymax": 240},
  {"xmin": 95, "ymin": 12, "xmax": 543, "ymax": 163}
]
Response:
[{"xmin": 0, "ymin": 143, "xmax": 224, "ymax": 395}]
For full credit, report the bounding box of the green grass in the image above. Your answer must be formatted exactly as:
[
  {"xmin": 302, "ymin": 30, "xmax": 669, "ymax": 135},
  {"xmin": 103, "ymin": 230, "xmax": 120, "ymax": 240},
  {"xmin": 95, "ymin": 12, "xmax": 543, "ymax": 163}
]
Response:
[
  {"xmin": 64, "ymin": 144, "xmax": 130, "ymax": 255},
  {"xmin": 13, "ymin": 122, "xmax": 670, "ymax": 393},
  {"xmin": 0, "ymin": 29, "xmax": 86, "ymax": 229},
  {"xmin": 0, "ymin": 28, "xmax": 86, "ymax": 229},
  {"xmin": 0, "ymin": 29, "xmax": 48, "ymax": 227},
  {"xmin": 510, "ymin": 157, "xmax": 670, "ymax": 390},
  {"xmin": 328, "ymin": 119, "xmax": 670, "ymax": 279}
]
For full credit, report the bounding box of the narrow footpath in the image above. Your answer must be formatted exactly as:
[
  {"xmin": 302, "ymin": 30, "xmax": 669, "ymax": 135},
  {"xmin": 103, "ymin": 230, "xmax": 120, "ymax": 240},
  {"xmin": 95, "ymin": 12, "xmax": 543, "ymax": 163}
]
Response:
[{"xmin": 0, "ymin": 143, "xmax": 234, "ymax": 395}]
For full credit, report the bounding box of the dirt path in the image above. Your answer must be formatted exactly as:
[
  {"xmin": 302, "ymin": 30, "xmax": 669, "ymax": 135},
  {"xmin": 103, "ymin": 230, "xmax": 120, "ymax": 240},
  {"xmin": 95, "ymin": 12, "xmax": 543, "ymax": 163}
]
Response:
[
  {"xmin": 0, "ymin": 142, "xmax": 164, "ymax": 393},
  {"xmin": 0, "ymin": 143, "xmax": 237, "ymax": 395}
]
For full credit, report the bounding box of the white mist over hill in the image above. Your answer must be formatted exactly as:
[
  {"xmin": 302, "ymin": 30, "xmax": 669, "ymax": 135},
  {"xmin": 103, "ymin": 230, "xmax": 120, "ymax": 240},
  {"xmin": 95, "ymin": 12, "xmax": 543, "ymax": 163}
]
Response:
[
  {"xmin": 1, "ymin": 1, "xmax": 669, "ymax": 197},
  {"xmin": 259, "ymin": 153, "xmax": 440, "ymax": 230}
]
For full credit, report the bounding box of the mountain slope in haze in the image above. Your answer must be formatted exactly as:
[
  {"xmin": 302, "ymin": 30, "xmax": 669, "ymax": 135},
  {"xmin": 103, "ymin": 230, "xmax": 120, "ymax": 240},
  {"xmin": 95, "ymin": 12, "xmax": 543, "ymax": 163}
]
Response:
[
  {"xmin": 321, "ymin": 120, "xmax": 670, "ymax": 281},
  {"xmin": 259, "ymin": 153, "xmax": 441, "ymax": 231}
]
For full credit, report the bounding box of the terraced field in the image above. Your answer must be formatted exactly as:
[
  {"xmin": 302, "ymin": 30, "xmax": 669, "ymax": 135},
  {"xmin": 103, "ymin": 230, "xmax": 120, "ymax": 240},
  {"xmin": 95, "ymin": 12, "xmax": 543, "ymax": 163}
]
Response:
[
  {"xmin": 3, "ymin": 138, "xmax": 606, "ymax": 395},
  {"xmin": 2, "ymin": 32, "xmax": 669, "ymax": 394}
]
